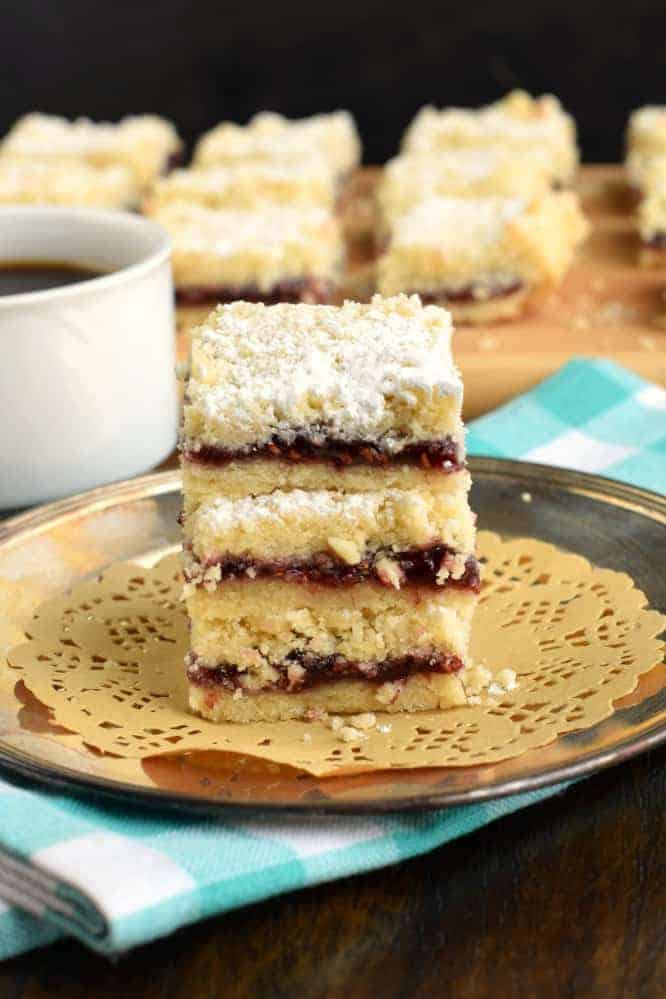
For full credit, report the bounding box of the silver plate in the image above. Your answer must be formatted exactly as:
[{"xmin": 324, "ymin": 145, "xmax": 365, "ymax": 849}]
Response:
[{"xmin": 0, "ymin": 458, "xmax": 664, "ymax": 814}]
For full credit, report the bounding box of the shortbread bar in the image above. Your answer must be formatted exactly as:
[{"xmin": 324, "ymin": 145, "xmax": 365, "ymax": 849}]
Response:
[
  {"xmin": 153, "ymin": 202, "xmax": 344, "ymax": 304},
  {"xmin": 625, "ymin": 151, "xmax": 666, "ymax": 193},
  {"xmin": 402, "ymin": 90, "xmax": 579, "ymax": 187},
  {"xmin": 181, "ymin": 294, "xmax": 478, "ymax": 722},
  {"xmin": 193, "ymin": 110, "xmax": 361, "ymax": 181},
  {"xmin": 377, "ymin": 148, "xmax": 553, "ymax": 232},
  {"xmin": 376, "ymin": 192, "xmax": 589, "ymax": 323},
  {"xmin": 1, "ymin": 113, "xmax": 182, "ymax": 189},
  {"xmin": 626, "ymin": 108, "xmax": 666, "ymax": 192},
  {"xmin": 638, "ymin": 178, "xmax": 666, "ymax": 267},
  {"xmin": 627, "ymin": 107, "xmax": 666, "ymax": 162},
  {"xmin": 0, "ymin": 156, "xmax": 139, "ymax": 209},
  {"xmin": 144, "ymin": 160, "xmax": 336, "ymax": 214}
]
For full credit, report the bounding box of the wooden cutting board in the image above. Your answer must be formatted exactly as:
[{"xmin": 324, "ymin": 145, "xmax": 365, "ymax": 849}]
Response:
[{"xmin": 177, "ymin": 165, "xmax": 666, "ymax": 420}]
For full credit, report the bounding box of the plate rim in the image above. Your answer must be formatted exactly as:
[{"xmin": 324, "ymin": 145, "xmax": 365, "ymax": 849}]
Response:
[{"xmin": 0, "ymin": 456, "xmax": 664, "ymax": 814}]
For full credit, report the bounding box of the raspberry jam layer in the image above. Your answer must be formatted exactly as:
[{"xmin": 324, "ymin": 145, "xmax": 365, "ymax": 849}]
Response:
[
  {"xmin": 176, "ymin": 277, "xmax": 334, "ymax": 306},
  {"xmin": 183, "ymin": 434, "xmax": 462, "ymax": 471},
  {"xmin": 414, "ymin": 279, "xmax": 523, "ymax": 305},
  {"xmin": 164, "ymin": 150, "xmax": 184, "ymax": 174},
  {"xmin": 187, "ymin": 649, "xmax": 465, "ymax": 693},
  {"xmin": 185, "ymin": 545, "xmax": 480, "ymax": 591}
]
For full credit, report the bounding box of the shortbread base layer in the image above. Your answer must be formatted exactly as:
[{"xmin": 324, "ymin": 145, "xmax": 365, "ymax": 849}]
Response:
[
  {"xmin": 176, "ymin": 277, "xmax": 336, "ymax": 305},
  {"xmin": 186, "ymin": 581, "xmax": 476, "ymax": 673},
  {"xmin": 182, "ymin": 462, "xmax": 470, "ymax": 513},
  {"xmin": 189, "ymin": 671, "xmax": 467, "ymax": 722},
  {"xmin": 403, "ymin": 285, "xmax": 531, "ymax": 323}
]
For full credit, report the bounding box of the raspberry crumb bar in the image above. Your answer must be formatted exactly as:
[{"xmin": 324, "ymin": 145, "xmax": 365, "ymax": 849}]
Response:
[
  {"xmin": 626, "ymin": 107, "xmax": 666, "ymax": 165},
  {"xmin": 1, "ymin": 112, "xmax": 182, "ymax": 190},
  {"xmin": 181, "ymin": 294, "xmax": 478, "ymax": 723},
  {"xmin": 401, "ymin": 90, "xmax": 579, "ymax": 188},
  {"xmin": 0, "ymin": 156, "xmax": 139, "ymax": 209},
  {"xmin": 376, "ymin": 192, "xmax": 589, "ymax": 323},
  {"xmin": 638, "ymin": 178, "xmax": 666, "ymax": 267},
  {"xmin": 193, "ymin": 110, "xmax": 361, "ymax": 182},
  {"xmin": 625, "ymin": 108, "xmax": 666, "ymax": 193},
  {"xmin": 625, "ymin": 151, "xmax": 666, "ymax": 194},
  {"xmin": 624, "ymin": 108, "xmax": 666, "ymax": 264},
  {"xmin": 378, "ymin": 148, "xmax": 552, "ymax": 223},
  {"xmin": 153, "ymin": 202, "xmax": 344, "ymax": 305},
  {"xmin": 144, "ymin": 160, "xmax": 336, "ymax": 214}
]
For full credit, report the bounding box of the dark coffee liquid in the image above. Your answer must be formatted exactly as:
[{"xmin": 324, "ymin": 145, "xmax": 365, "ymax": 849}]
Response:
[{"xmin": 0, "ymin": 260, "xmax": 105, "ymax": 295}]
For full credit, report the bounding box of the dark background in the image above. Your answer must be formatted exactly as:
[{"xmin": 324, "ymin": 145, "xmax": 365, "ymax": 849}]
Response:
[{"xmin": 0, "ymin": 0, "xmax": 664, "ymax": 164}]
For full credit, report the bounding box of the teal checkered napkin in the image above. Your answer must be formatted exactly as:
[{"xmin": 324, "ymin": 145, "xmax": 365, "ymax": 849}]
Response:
[
  {"xmin": 0, "ymin": 359, "xmax": 663, "ymax": 960},
  {"xmin": 467, "ymin": 358, "xmax": 666, "ymax": 494},
  {"xmin": 0, "ymin": 777, "xmax": 568, "ymax": 959}
]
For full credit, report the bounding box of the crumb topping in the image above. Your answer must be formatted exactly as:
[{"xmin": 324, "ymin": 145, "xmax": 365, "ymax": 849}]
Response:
[
  {"xmin": 156, "ymin": 202, "xmax": 343, "ymax": 291},
  {"xmin": 377, "ymin": 192, "xmax": 588, "ymax": 296},
  {"xmin": 145, "ymin": 160, "xmax": 336, "ymax": 212},
  {"xmin": 402, "ymin": 90, "xmax": 578, "ymax": 183},
  {"xmin": 627, "ymin": 106, "xmax": 666, "ymax": 157},
  {"xmin": 1, "ymin": 112, "xmax": 181, "ymax": 187},
  {"xmin": 155, "ymin": 201, "xmax": 337, "ymax": 252},
  {"xmin": 378, "ymin": 148, "xmax": 552, "ymax": 221},
  {"xmin": 0, "ymin": 155, "xmax": 139, "ymax": 208},
  {"xmin": 390, "ymin": 195, "xmax": 526, "ymax": 250},
  {"xmin": 193, "ymin": 110, "xmax": 360, "ymax": 177},
  {"xmin": 183, "ymin": 295, "xmax": 462, "ymax": 451}
]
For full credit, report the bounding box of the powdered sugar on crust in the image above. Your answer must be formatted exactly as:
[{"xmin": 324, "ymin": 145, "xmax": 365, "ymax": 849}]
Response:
[
  {"xmin": 0, "ymin": 156, "xmax": 139, "ymax": 208},
  {"xmin": 1, "ymin": 113, "xmax": 182, "ymax": 188},
  {"xmin": 156, "ymin": 202, "xmax": 343, "ymax": 290},
  {"xmin": 627, "ymin": 106, "xmax": 666, "ymax": 157},
  {"xmin": 186, "ymin": 484, "xmax": 475, "ymax": 563},
  {"xmin": 377, "ymin": 192, "xmax": 589, "ymax": 297},
  {"xmin": 157, "ymin": 202, "xmax": 336, "ymax": 253},
  {"xmin": 183, "ymin": 295, "xmax": 462, "ymax": 452},
  {"xmin": 390, "ymin": 195, "xmax": 526, "ymax": 251},
  {"xmin": 402, "ymin": 91, "xmax": 578, "ymax": 184},
  {"xmin": 145, "ymin": 160, "xmax": 336, "ymax": 213},
  {"xmin": 378, "ymin": 148, "xmax": 552, "ymax": 222},
  {"xmin": 198, "ymin": 489, "xmax": 387, "ymax": 533},
  {"xmin": 193, "ymin": 110, "xmax": 360, "ymax": 178}
]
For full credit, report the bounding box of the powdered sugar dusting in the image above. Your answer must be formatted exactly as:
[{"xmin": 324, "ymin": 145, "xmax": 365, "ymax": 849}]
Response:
[
  {"xmin": 184, "ymin": 295, "xmax": 461, "ymax": 451},
  {"xmin": 391, "ymin": 195, "xmax": 526, "ymax": 251},
  {"xmin": 156, "ymin": 202, "xmax": 335, "ymax": 254}
]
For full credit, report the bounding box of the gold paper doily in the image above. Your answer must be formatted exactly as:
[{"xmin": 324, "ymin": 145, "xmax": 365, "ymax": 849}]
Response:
[{"xmin": 5, "ymin": 531, "xmax": 665, "ymax": 777}]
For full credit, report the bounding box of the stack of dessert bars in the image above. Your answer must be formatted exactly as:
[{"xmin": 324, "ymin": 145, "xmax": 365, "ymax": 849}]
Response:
[
  {"xmin": 145, "ymin": 111, "xmax": 360, "ymax": 305},
  {"xmin": 375, "ymin": 90, "xmax": 589, "ymax": 322},
  {"xmin": 625, "ymin": 106, "xmax": 666, "ymax": 267},
  {"xmin": 0, "ymin": 112, "xmax": 183, "ymax": 209},
  {"xmin": 181, "ymin": 294, "xmax": 479, "ymax": 723}
]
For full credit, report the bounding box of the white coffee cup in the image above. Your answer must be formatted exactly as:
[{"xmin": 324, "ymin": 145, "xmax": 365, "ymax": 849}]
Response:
[{"xmin": 0, "ymin": 206, "xmax": 176, "ymax": 509}]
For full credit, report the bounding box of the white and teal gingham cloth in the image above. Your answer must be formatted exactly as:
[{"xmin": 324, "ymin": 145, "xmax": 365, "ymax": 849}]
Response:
[{"xmin": 1, "ymin": 358, "xmax": 664, "ymax": 960}]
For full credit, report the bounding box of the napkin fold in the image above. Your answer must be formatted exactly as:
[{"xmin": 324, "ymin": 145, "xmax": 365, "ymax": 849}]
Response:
[{"xmin": 1, "ymin": 358, "xmax": 664, "ymax": 960}]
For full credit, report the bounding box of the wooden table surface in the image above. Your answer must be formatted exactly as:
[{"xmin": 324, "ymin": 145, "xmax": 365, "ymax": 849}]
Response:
[{"xmin": 1, "ymin": 744, "xmax": 664, "ymax": 997}]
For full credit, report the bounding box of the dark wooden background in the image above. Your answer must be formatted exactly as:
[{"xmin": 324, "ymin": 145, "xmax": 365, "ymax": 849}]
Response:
[
  {"xmin": 0, "ymin": 0, "xmax": 664, "ymax": 163},
  {"xmin": 1, "ymin": 745, "xmax": 664, "ymax": 997}
]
